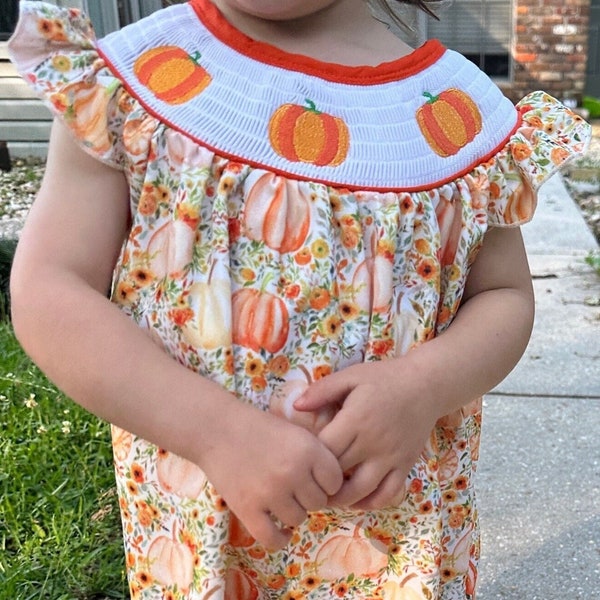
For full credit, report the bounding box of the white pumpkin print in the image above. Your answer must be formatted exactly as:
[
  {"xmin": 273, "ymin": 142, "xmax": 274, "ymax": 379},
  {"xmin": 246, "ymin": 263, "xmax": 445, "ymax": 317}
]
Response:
[{"xmin": 181, "ymin": 274, "xmax": 232, "ymax": 350}]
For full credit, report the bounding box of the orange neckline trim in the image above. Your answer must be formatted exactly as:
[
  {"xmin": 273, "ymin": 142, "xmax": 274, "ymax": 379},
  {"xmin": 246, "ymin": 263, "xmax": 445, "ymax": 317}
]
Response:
[{"xmin": 189, "ymin": 0, "xmax": 446, "ymax": 85}]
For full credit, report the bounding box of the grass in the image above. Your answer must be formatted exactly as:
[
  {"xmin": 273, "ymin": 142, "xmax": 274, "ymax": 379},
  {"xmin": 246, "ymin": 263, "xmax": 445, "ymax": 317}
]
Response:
[
  {"xmin": 0, "ymin": 321, "xmax": 128, "ymax": 599},
  {"xmin": 585, "ymin": 249, "xmax": 600, "ymax": 276}
]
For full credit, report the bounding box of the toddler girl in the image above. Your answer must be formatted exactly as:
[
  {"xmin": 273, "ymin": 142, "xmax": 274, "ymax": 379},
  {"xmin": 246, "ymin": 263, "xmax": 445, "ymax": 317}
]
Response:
[{"xmin": 9, "ymin": 0, "xmax": 590, "ymax": 598}]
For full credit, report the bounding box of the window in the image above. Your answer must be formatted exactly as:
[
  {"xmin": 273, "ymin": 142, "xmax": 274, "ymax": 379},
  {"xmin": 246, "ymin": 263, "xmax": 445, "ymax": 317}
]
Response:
[
  {"xmin": 428, "ymin": 0, "xmax": 513, "ymax": 79},
  {"xmin": 0, "ymin": 0, "xmax": 18, "ymax": 41}
]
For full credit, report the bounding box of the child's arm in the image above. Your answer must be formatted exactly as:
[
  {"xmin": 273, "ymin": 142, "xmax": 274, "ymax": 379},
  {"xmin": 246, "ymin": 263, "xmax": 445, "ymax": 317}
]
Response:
[
  {"xmin": 294, "ymin": 225, "xmax": 534, "ymax": 509},
  {"xmin": 10, "ymin": 120, "xmax": 343, "ymax": 549}
]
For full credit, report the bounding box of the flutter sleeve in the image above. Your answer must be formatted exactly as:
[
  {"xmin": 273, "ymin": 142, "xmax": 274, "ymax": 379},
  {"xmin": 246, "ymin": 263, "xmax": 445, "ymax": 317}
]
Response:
[
  {"xmin": 475, "ymin": 91, "xmax": 592, "ymax": 227},
  {"xmin": 8, "ymin": 1, "xmax": 130, "ymax": 169}
]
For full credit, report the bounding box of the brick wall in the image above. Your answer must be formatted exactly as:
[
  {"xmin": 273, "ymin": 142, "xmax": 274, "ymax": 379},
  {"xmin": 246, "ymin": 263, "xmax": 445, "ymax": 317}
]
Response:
[{"xmin": 500, "ymin": 0, "xmax": 590, "ymax": 103}]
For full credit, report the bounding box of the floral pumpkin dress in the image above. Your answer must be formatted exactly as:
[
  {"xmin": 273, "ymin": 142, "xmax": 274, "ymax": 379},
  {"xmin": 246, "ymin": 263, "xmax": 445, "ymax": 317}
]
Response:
[{"xmin": 9, "ymin": 1, "xmax": 591, "ymax": 599}]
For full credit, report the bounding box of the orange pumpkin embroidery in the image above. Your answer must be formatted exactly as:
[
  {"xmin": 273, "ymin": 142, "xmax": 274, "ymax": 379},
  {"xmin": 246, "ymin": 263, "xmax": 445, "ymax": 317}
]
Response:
[
  {"xmin": 232, "ymin": 288, "xmax": 290, "ymax": 354},
  {"xmin": 269, "ymin": 99, "xmax": 350, "ymax": 166},
  {"xmin": 134, "ymin": 46, "xmax": 212, "ymax": 105},
  {"xmin": 417, "ymin": 89, "xmax": 482, "ymax": 157}
]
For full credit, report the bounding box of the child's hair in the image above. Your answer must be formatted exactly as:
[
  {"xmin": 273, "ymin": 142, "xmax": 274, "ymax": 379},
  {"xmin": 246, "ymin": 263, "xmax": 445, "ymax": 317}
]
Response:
[{"xmin": 398, "ymin": 0, "xmax": 443, "ymax": 19}]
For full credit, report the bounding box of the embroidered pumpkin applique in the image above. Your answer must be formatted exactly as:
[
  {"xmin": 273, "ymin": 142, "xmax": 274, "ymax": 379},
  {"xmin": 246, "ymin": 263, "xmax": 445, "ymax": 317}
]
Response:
[
  {"xmin": 268, "ymin": 99, "xmax": 350, "ymax": 167},
  {"xmin": 134, "ymin": 46, "xmax": 212, "ymax": 105},
  {"xmin": 416, "ymin": 88, "xmax": 482, "ymax": 157}
]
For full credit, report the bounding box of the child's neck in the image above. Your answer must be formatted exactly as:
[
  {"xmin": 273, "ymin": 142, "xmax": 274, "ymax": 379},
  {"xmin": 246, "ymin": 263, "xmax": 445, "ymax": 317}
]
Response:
[{"xmin": 210, "ymin": 0, "xmax": 415, "ymax": 66}]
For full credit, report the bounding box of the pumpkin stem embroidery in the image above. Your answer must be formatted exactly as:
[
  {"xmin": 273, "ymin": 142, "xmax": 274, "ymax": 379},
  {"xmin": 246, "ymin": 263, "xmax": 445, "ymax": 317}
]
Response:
[{"xmin": 304, "ymin": 98, "xmax": 322, "ymax": 115}]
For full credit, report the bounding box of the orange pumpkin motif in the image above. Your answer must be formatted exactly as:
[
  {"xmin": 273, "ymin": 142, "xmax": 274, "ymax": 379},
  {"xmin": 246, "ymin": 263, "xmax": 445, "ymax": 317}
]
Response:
[
  {"xmin": 147, "ymin": 220, "xmax": 196, "ymax": 278},
  {"xmin": 504, "ymin": 180, "xmax": 535, "ymax": 224},
  {"xmin": 269, "ymin": 99, "xmax": 350, "ymax": 166},
  {"xmin": 54, "ymin": 80, "xmax": 117, "ymax": 153},
  {"xmin": 381, "ymin": 574, "xmax": 428, "ymax": 600},
  {"xmin": 111, "ymin": 425, "xmax": 133, "ymax": 461},
  {"xmin": 435, "ymin": 193, "xmax": 463, "ymax": 267},
  {"xmin": 417, "ymin": 89, "xmax": 482, "ymax": 157},
  {"xmin": 232, "ymin": 288, "xmax": 289, "ymax": 353},
  {"xmin": 350, "ymin": 228, "xmax": 393, "ymax": 313},
  {"xmin": 228, "ymin": 512, "xmax": 256, "ymax": 548},
  {"xmin": 315, "ymin": 522, "xmax": 388, "ymax": 580},
  {"xmin": 134, "ymin": 46, "xmax": 212, "ymax": 105},
  {"xmin": 224, "ymin": 568, "xmax": 258, "ymax": 600},
  {"xmin": 243, "ymin": 171, "xmax": 311, "ymax": 253},
  {"xmin": 157, "ymin": 450, "xmax": 207, "ymax": 499},
  {"xmin": 147, "ymin": 533, "xmax": 195, "ymax": 592}
]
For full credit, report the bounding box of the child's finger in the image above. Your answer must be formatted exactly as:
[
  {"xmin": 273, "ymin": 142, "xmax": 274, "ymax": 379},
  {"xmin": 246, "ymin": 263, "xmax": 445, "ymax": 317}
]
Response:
[
  {"xmin": 350, "ymin": 469, "xmax": 407, "ymax": 511},
  {"xmin": 311, "ymin": 449, "xmax": 344, "ymax": 496},
  {"xmin": 243, "ymin": 509, "xmax": 292, "ymax": 552},
  {"xmin": 328, "ymin": 461, "xmax": 387, "ymax": 508},
  {"xmin": 293, "ymin": 370, "xmax": 354, "ymax": 411}
]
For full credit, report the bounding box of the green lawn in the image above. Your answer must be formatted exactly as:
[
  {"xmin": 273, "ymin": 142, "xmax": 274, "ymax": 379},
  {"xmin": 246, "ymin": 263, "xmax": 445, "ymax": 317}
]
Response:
[{"xmin": 0, "ymin": 321, "xmax": 128, "ymax": 599}]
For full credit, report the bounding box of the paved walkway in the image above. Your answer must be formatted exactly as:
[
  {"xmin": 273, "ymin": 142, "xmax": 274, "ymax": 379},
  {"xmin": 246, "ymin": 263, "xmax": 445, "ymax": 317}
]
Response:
[{"xmin": 477, "ymin": 174, "xmax": 600, "ymax": 599}]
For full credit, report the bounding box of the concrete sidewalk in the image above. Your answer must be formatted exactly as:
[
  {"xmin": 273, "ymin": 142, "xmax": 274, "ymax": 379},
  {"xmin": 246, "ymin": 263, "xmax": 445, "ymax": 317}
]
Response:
[{"xmin": 477, "ymin": 174, "xmax": 600, "ymax": 599}]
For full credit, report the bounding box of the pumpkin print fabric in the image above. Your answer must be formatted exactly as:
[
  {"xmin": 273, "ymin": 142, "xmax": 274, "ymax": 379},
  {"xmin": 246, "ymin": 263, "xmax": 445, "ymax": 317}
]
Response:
[{"xmin": 9, "ymin": 2, "xmax": 591, "ymax": 600}]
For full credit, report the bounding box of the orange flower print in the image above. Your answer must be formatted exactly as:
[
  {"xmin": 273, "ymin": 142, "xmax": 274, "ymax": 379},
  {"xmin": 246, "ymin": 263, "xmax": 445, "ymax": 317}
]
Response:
[
  {"xmin": 37, "ymin": 18, "xmax": 67, "ymax": 41},
  {"xmin": 240, "ymin": 267, "xmax": 256, "ymax": 282},
  {"xmin": 308, "ymin": 513, "xmax": 328, "ymax": 533},
  {"xmin": 409, "ymin": 478, "xmax": 424, "ymax": 494},
  {"xmin": 245, "ymin": 356, "xmax": 265, "ymax": 377},
  {"xmin": 282, "ymin": 591, "xmax": 306, "ymax": 600},
  {"xmin": 371, "ymin": 338, "xmax": 394, "ymax": 357},
  {"xmin": 285, "ymin": 563, "xmax": 301, "ymax": 578},
  {"xmin": 301, "ymin": 575, "xmax": 321, "ymax": 590},
  {"xmin": 419, "ymin": 500, "xmax": 434, "ymax": 514},
  {"xmin": 416, "ymin": 258, "xmax": 438, "ymax": 281},
  {"xmin": 268, "ymin": 355, "xmax": 290, "ymax": 377},
  {"xmin": 50, "ymin": 92, "xmax": 68, "ymax": 113},
  {"xmin": 130, "ymin": 463, "xmax": 145, "ymax": 483},
  {"xmin": 138, "ymin": 191, "xmax": 157, "ymax": 216},
  {"xmin": 248, "ymin": 546, "xmax": 266, "ymax": 559},
  {"xmin": 550, "ymin": 146, "xmax": 570, "ymax": 165},
  {"xmin": 251, "ymin": 375, "xmax": 267, "ymax": 392},
  {"xmin": 489, "ymin": 181, "xmax": 501, "ymax": 199},
  {"xmin": 295, "ymin": 247, "xmax": 312, "ymax": 265},
  {"xmin": 454, "ymin": 475, "xmax": 469, "ymax": 490},
  {"xmin": 339, "ymin": 300, "xmax": 359, "ymax": 320},
  {"xmin": 168, "ymin": 306, "xmax": 194, "ymax": 327},
  {"xmin": 334, "ymin": 582, "xmax": 350, "ymax": 597},
  {"xmin": 267, "ymin": 574, "xmax": 286, "ymax": 590},
  {"xmin": 414, "ymin": 238, "xmax": 430, "ymax": 255},
  {"xmin": 309, "ymin": 287, "xmax": 331, "ymax": 310},
  {"xmin": 115, "ymin": 280, "xmax": 139, "ymax": 306},
  {"xmin": 130, "ymin": 267, "xmax": 154, "ymax": 288},
  {"xmin": 341, "ymin": 227, "xmax": 360, "ymax": 249},
  {"xmin": 321, "ymin": 315, "xmax": 342, "ymax": 339},
  {"xmin": 285, "ymin": 283, "xmax": 301, "ymax": 299},
  {"xmin": 313, "ymin": 364, "xmax": 332, "ymax": 380},
  {"xmin": 512, "ymin": 142, "xmax": 532, "ymax": 161}
]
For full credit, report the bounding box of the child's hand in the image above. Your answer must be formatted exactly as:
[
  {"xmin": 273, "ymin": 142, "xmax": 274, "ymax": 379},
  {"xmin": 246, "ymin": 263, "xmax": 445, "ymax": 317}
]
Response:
[
  {"xmin": 294, "ymin": 360, "xmax": 437, "ymax": 510},
  {"xmin": 200, "ymin": 402, "xmax": 344, "ymax": 551}
]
